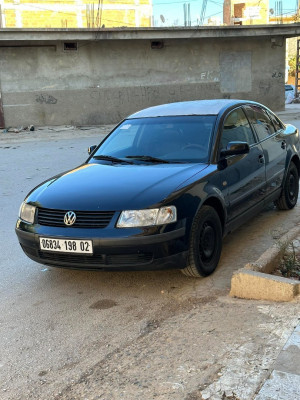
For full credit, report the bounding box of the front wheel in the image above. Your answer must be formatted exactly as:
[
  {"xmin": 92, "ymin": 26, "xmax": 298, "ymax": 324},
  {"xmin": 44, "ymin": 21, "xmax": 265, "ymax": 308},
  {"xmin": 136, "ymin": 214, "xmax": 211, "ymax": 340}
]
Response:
[
  {"xmin": 181, "ymin": 206, "xmax": 222, "ymax": 278},
  {"xmin": 275, "ymin": 162, "xmax": 299, "ymax": 210}
]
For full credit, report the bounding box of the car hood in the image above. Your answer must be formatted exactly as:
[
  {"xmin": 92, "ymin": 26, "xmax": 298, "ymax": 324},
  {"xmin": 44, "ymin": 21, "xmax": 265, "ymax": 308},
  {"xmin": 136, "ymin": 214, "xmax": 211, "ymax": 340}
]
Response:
[{"xmin": 26, "ymin": 162, "xmax": 209, "ymax": 211}]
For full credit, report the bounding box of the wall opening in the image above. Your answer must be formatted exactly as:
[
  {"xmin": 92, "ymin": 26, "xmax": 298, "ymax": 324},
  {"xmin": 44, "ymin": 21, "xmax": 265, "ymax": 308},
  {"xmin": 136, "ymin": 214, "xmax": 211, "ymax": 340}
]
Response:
[
  {"xmin": 151, "ymin": 40, "xmax": 164, "ymax": 50},
  {"xmin": 64, "ymin": 42, "xmax": 78, "ymax": 51}
]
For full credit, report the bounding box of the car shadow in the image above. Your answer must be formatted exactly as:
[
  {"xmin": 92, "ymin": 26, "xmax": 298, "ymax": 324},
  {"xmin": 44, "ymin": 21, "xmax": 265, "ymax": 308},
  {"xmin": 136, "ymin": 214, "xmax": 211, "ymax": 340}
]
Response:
[{"xmin": 35, "ymin": 202, "xmax": 300, "ymax": 303}]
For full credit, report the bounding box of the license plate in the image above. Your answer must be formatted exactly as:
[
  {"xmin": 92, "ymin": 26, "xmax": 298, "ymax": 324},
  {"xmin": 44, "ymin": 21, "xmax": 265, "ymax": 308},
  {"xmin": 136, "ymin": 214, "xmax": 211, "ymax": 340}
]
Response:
[{"xmin": 39, "ymin": 237, "xmax": 93, "ymax": 254}]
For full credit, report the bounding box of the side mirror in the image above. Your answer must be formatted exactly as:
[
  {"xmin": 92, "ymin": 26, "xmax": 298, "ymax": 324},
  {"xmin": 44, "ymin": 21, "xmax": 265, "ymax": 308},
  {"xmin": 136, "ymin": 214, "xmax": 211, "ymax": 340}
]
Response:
[
  {"xmin": 88, "ymin": 145, "xmax": 97, "ymax": 155},
  {"xmin": 220, "ymin": 141, "xmax": 250, "ymax": 158},
  {"xmin": 281, "ymin": 124, "xmax": 298, "ymax": 136}
]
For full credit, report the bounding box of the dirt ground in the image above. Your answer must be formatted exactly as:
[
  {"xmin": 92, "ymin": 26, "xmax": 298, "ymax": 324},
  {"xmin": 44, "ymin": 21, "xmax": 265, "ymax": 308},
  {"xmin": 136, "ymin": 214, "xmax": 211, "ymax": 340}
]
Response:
[{"xmin": 0, "ymin": 118, "xmax": 300, "ymax": 400}]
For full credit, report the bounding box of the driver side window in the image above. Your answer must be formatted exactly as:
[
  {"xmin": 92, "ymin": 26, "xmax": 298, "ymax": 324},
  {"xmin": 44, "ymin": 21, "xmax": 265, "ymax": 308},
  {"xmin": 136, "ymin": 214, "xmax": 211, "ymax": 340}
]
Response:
[{"xmin": 221, "ymin": 108, "xmax": 256, "ymax": 149}]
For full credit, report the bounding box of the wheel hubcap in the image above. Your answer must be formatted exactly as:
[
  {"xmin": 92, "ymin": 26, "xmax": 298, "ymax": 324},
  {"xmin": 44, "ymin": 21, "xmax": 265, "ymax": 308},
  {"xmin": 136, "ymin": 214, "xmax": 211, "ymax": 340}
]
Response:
[
  {"xmin": 200, "ymin": 223, "xmax": 215, "ymax": 259},
  {"xmin": 288, "ymin": 174, "xmax": 296, "ymax": 200}
]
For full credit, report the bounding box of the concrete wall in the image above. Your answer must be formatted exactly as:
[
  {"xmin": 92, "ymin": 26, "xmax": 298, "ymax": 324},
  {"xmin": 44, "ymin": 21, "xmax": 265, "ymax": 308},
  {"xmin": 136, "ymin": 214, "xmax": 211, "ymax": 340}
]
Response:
[{"xmin": 0, "ymin": 33, "xmax": 286, "ymax": 127}]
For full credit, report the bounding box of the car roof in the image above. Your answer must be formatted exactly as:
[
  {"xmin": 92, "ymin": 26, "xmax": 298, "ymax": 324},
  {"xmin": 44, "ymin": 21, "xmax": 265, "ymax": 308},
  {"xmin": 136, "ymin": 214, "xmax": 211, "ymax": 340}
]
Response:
[{"xmin": 128, "ymin": 99, "xmax": 251, "ymax": 119}]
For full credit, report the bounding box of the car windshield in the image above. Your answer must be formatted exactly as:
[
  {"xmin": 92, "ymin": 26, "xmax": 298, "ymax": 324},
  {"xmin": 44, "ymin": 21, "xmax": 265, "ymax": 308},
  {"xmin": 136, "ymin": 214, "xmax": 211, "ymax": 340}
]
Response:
[{"xmin": 91, "ymin": 116, "xmax": 216, "ymax": 164}]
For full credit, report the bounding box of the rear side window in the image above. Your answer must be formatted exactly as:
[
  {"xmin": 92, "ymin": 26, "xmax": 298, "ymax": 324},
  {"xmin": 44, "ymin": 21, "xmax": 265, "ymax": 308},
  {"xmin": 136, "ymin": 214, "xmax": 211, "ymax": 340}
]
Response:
[{"xmin": 245, "ymin": 105, "xmax": 275, "ymax": 141}]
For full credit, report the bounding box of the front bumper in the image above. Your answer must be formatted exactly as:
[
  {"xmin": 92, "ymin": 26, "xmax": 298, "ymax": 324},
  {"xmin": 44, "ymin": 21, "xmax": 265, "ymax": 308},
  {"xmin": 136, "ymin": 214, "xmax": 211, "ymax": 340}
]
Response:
[{"xmin": 15, "ymin": 223, "xmax": 188, "ymax": 271}]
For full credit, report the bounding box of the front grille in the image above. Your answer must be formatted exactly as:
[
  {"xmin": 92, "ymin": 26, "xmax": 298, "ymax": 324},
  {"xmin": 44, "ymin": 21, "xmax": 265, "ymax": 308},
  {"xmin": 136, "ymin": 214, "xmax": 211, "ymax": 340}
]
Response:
[
  {"xmin": 37, "ymin": 208, "xmax": 114, "ymax": 228},
  {"xmin": 38, "ymin": 250, "xmax": 105, "ymax": 265},
  {"xmin": 106, "ymin": 254, "xmax": 153, "ymax": 265},
  {"xmin": 37, "ymin": 250, "xmax": 153, "ymax": 266}
]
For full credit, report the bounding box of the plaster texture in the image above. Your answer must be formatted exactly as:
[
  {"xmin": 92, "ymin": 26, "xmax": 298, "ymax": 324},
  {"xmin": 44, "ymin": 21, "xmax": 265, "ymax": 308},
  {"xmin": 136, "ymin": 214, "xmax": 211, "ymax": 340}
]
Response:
[{"xmin": 0, "ymin": 26, "xmax": 295, "ymax": 126}]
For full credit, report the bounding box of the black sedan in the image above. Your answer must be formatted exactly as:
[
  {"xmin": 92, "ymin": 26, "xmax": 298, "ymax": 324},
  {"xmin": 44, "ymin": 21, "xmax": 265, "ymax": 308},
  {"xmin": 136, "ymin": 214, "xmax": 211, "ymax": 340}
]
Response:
[{"xmin": 16, "ymin": 100, "xmax": 300, "ymax": 277}]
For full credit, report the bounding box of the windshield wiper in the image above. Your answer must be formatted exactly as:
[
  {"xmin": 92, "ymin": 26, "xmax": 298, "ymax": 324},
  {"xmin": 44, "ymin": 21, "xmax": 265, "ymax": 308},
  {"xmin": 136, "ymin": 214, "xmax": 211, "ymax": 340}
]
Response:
[
  {"xmin": 93, "ymin": 155, "xmax": 133, "ymax": 164},
  {"xmin": 126, "ymin": 155, "xmax": 170, "ymax": 164}
]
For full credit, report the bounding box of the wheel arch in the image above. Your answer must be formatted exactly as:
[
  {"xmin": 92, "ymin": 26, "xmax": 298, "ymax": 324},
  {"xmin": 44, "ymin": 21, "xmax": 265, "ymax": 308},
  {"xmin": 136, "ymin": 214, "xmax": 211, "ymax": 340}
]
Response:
[
  {"xmin": 275, "ymin": 154, "xmax": 299, "ymax": 210},
  {"xmin": 291, "ymin": 154, "xmax": 300, "ymax": 176},
  {"xmin": 202, "ymin": 196, "xmax": 226, "ymax": 234}
]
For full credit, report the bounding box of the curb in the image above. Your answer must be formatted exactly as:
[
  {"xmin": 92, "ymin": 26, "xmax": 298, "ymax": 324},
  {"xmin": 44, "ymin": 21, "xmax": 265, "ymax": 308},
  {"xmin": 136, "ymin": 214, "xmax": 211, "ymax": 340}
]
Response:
[
  {"xmin": 0, "ymin": 125, "xmax": 113, "ymax": 143},
  {"xmin": 230, "ymin": 225, "xmax": 300, "ymax": 302}
]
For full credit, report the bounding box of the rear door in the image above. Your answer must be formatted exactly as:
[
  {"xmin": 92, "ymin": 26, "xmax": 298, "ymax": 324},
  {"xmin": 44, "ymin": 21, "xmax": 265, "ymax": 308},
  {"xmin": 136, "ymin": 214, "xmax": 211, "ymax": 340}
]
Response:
[{"xmin": 244, "ymin": 105, "xmax": 287, "ymax": 199}]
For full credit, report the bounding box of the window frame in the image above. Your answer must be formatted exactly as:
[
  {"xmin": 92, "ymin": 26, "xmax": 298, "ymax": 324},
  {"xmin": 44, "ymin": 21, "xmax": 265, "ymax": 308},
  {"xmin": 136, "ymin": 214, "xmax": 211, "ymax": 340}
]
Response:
[
  {"xmin": 220, "ymin": 106, "xmax": 258, "ymax": 151},
  {"xmin": 243, "ymin": 104, "xmax": 279, "ymax": 143},
  {"xmin": 266, "ymin": 109, "xmax": 285, "ymax": 133}
]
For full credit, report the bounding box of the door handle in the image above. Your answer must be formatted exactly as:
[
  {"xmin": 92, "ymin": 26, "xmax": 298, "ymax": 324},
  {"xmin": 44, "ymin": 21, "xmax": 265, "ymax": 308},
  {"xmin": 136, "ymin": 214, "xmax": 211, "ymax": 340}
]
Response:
[
  {"xmin": 258, "ymin": 154, "xmax": 265, "ymax": 163},
  {"xmin": 281, "ymin": 141, "xmax": 286, "ymax": 150}
]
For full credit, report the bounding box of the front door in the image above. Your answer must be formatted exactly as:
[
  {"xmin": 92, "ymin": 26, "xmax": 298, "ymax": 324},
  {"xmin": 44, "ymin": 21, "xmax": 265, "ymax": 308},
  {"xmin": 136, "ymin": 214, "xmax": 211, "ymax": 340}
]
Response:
[{"xmin": 219, "ymin": 107, "xmax": 266, "ymax": 221}]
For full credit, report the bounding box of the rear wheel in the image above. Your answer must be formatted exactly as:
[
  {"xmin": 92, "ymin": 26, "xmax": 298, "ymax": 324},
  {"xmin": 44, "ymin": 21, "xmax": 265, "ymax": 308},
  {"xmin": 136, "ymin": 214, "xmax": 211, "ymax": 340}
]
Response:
[
  {"xmin": 275, "ymin": 162, "xmax": 299, "ymax": 210},
  {"xmin": 181, "ymin": 205, "xmax": 222, "ymax": 278}
]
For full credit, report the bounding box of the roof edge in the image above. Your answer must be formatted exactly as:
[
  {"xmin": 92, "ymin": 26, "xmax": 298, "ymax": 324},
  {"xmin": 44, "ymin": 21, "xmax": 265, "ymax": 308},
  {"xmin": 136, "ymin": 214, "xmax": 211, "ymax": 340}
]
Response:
[{"xmin": 0, "ymin": 24, "xmax": 300, "ymax": 41}]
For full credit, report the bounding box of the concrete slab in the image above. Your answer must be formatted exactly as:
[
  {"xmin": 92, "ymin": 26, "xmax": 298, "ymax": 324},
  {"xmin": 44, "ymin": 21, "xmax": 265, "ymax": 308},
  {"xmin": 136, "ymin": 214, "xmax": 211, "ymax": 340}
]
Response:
[
  {"xmin": 255, "ymin": 322, "xmax": 300, "ymax": 400},
  {"xmin": 255, "ymin": 370, "xmax": 300, "ymax": 400},
  {"xmin": 273, "ymin": 346, "xmax": 300, "ymax": 376},
  {"xmin": 273, "ymin": 324, "xmax": 300, "ymax": 376},
  {"xmin": 282, "ymin": 324, "xmax": 300, "ymax": 349}
]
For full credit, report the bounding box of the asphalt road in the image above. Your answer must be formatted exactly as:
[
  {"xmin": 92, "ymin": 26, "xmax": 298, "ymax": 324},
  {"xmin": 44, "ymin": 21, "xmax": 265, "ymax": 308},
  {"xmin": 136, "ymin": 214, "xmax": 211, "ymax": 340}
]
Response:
[{"xmin": 0, "ymin": 121, "xmax": 299, "ymax": 400}]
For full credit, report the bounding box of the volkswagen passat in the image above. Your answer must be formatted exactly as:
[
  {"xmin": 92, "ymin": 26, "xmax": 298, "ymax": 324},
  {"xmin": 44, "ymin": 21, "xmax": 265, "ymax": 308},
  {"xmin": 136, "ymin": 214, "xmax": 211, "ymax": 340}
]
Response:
[{"xmin": 16, "ymin": 100, "xmax": 300, "ymax": 277}]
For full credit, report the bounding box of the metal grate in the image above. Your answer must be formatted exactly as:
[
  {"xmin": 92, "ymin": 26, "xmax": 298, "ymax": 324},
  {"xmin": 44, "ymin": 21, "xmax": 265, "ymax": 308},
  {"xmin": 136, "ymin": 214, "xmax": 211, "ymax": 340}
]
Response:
[
  {"xmin": 37, "ymin": 208, "xmax": 114, "ymax": 228},
  {"xmin": 38, "ymin": 251, "xmax": 153, "ymax": 266},
  {"xmin": 38, "ymin": 251, "xmax": 105, "ymax": 265},
  {"xmin": 21, "ymin": 244, "xmax": 153, "ymax": 267}
]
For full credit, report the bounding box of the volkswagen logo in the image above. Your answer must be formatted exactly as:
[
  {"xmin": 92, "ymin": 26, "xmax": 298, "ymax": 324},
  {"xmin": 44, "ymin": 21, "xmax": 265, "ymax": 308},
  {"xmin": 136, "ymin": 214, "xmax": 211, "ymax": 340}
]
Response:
[{"xmin": 64, "ymin": 211, "xmax": 76, "ymax": 226}]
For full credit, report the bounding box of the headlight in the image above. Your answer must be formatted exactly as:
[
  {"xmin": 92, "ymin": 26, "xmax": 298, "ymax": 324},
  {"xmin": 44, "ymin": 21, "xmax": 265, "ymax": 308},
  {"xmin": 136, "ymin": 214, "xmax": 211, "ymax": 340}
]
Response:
[
  {"xmin": 117, "ymin": 206, "xmax": 177, "ymax": 228},
  {"xmin": 19, "ymin": 202, "xmax": 36, "ymax": 224}
]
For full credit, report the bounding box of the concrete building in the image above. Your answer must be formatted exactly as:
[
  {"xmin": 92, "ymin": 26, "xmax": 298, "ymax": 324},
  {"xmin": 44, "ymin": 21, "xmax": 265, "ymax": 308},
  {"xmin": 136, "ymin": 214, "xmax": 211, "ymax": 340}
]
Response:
[
  {"xmin": 223, "ymin": 0, "xmax": 269, "ymax": 26},
  {"xmin": 0, "ymin": 0, "xmax": 152, "ymax": 29},
  {"xmin": 207, "ymin": 16, "xmax": 222, "ymax": 26},
  {"xmin": 269, "ymin": 0, "xmax": 299, "ymax": 24},
  {"xmin": 1, "ymin": 24, "xmax": 300, "ymax": 128}
]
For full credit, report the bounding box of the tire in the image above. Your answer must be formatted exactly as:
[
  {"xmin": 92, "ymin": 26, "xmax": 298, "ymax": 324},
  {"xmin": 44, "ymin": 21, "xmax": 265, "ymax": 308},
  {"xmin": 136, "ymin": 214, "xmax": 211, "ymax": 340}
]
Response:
[
  {"xmin": 275, "ymin": 162, "xmax": 299, "ymax": 210},
  {"xmin": 181, "ymin": 205, "xmax": 222, "ymax": 278}
]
